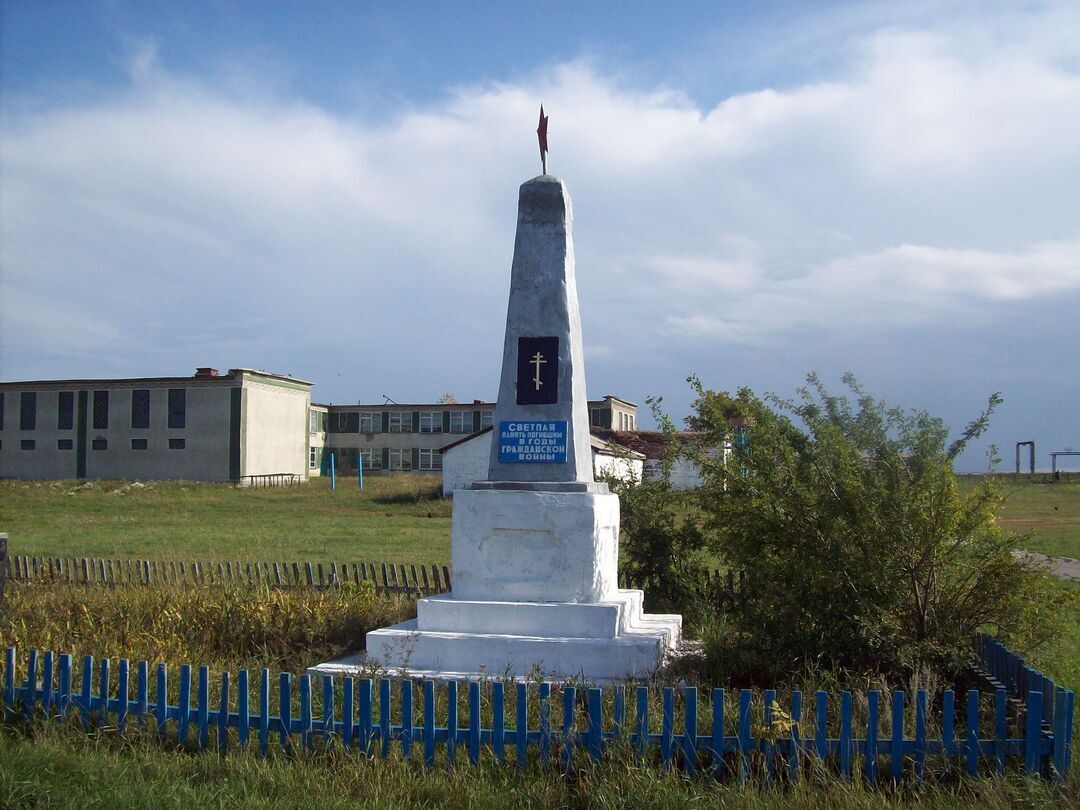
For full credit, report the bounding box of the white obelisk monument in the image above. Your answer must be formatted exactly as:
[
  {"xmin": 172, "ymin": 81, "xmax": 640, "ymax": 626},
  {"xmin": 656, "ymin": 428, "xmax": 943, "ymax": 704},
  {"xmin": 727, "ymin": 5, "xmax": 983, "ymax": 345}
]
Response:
[{"xmin": 318, "ymin": 116, "xmax": 680, "ymax": 681}]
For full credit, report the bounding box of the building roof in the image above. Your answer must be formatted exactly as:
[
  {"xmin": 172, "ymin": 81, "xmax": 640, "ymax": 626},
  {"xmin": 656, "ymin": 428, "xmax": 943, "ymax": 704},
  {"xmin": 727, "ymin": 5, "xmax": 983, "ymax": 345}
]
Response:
[
  {"xmin": 0, "ymin": 368, "xmax": 312, "ymax": 388},
  {"xmin": 589, "ymin": 429, "xmax": 703, "ymax": 460}
]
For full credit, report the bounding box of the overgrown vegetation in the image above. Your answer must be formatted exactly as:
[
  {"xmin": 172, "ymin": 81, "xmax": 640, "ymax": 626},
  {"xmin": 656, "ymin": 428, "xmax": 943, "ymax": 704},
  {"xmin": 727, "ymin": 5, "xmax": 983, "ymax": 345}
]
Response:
[
  {"xmin": 0, "ymin": 581, "xmax": 415, "ymax": 673},
  {"xmin": 630, "ymin": 374, "xmax": 1074, "ymax": 684}
]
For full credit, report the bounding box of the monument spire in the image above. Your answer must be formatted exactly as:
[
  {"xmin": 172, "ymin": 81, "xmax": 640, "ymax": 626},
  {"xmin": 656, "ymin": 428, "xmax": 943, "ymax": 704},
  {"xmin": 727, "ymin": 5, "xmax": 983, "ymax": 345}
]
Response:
[{"xmin": 537, "ymin": 105, "xmax": 549, "ymax": 175}]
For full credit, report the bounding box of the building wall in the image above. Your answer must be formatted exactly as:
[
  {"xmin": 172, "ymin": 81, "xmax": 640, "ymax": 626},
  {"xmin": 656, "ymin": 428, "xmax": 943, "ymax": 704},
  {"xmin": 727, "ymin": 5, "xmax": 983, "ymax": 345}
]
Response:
[
  {"xmin": 308, "ymin": 405, "xmax": 327, "ymax": 477},
  {"xmin": 593, "ymin": 452, "xmax": 644, "ymax": 483},
  {"xmin": 239, "ymin": 375, "xmax": 310, "ymax": 479}
]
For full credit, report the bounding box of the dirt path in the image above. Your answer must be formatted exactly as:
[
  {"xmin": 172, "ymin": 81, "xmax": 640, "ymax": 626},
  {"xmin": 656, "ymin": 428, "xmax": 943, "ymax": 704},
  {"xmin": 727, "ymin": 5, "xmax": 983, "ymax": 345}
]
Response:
[{"xmin": 1016, "ymin": 550, "xmax": 1080, "ymax": 581}]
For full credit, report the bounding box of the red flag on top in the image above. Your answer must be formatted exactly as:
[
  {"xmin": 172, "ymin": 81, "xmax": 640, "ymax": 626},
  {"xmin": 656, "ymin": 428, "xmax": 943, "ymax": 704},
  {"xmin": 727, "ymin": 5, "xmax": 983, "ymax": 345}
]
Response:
[{"xmin": 537, "ymin": 105, "xmax": 549, "ymax": 174}]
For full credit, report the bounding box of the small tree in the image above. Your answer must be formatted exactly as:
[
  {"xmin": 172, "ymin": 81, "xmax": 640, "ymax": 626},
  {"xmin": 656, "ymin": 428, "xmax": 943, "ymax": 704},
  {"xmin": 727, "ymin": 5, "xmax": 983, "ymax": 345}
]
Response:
[{"xmin": 688, "ymin": 372, "xmax": 1071, "ymax": 680}]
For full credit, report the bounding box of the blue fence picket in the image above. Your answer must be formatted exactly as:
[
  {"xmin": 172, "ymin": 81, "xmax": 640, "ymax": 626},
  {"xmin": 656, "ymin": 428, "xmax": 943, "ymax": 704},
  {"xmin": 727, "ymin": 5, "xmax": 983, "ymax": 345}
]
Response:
[
  {"xmin": 379, "ymin": 678, "xmax": 391, "ymax": 759},
  {"xmin": 156, "ymin": 663, "xmax": 168, "ymax": 737},
  {"xmin": 1055, "ymin": 688, "xmax": 1074, "ymax": 779},
  {"xmin": 59, "ymin": 654, "xmax": 72, "ymax": 721},
  {"xmin": 258, "ymin": 669, "xmax": 270, "ymax": 756},
  {"xmin": 98, "ymin": 657, "xmax": 110, "ymax": 727},
  {"xmin": 342, "ymin": 675, "xmax": 354, "ymax": 752},
  {"xmin": 42, "ymin": 651, "xmax": 54, "ymax": 717},
  {"xmin": 587, "ymin": 687, "xmax": 602, "ymax": 763},
  {"xmin": 358, "ymin": 678, "xmax": 372, "ymax": 756},
  {"xmin": 789, "ymin": 690, "xmax": 802, "ymax": 784},
  {"xmin": 323, "ymin": 675, "xmax": 335, "ymax": 749},
  {"xmin": 914, "ymin": 689, "xmax": 927, "ymax": 782},
  {"xmin": 423, "ymin": 680, "xmax": 435, "ymax": 768},
  {"xmin": 117, "ymin": 659, "xmax": 129, "ymax": 732},
  {"xmin": 299, "ymin": 674, "xmax": 312, "ymax": 751},
  {"xmin": 737, "ymin": 689, "xmax": 752, "ymax": 784},
  {"xmin": 136, "ymin": 660, "xmax": 148, "ymax": 726},
  {"xmin": 401, "ymin": 680, "xmax": 413, "ymax": 759},
  {"xmin": 80, "ymin": 655, "xmax": 93, "ymax": 730},
  {"xmin": 447, "ymin": 680, "xmax": 458, "ymax": 765},
  {"xmin": 866, "ymin": 690, "xmax": 879, "ymax": 785},
  {"xmin": 469, "ymin": 681, "xmax": 481, "ymax": 766},
  {"xmin": 891, "ymin": 691, "xmax": 904, "ymax": 781},
  {"xmin": 613, "ymin": 685, "xmax": 625, "ymax": 741},
  {"xmin": 539, "ymin": 682, "xmax": 550, "ymax": 767},
  {"xmin": 633, "ymin": 686, "xmax": 647, "ymax": 761},
  {"xmin": 661, "ymin": 687, "xmax": 674, "ymax": 770},
  {"xmin": 815, "ymin": 690, "xmax": 828, "ymax": 764},
  {"xmin": 278, "ymin": 672, "xmax": 291, "ymax": 751},
  {"xmin": 1025, "ymin": 690, "xmax": 1042, "ymax": 776},
  {"xmin": 763, "ymin": 688, "xmax": 775, "ymax": 785},
  {"xmin": 712, "ymin": 688, "xmax": 725, "ymax": 780},
  {"xmin": 178, "ymin": 664, "xmax": 191, "ymax": 745},
  {"xmin": 994, "ymin": 689, "xmax": 1006, "ymax": 775},
  {"xmin": 561, "ymin": 685, "xmax": 576, "ymax": 773},
  {"xmin": 941, "ymin": 689, "xmax": 955, "ymax": 768},
  {"xmin": 684, "ymin": 687, "xmax": 698, "ymax": 776},
  {"xmin": 25, "ymin": 649, "xmax": 38, "ymax": 722},
  {"xmin": 493, "ymin": 681, "xmax": 506, "ymax": 764},
  {"xmin": 839, "ymin": 691, "xmax": 852, "ymax": 779},
  {"xmin": 516, "ymin": 682, "xmax": 528, "ymax": 770},
  {"xmin": 219, "ymin": 672, "xmax": 230, "ymax": 750},
  {"xmin": 237, "ymin": 669, "xmax": 249, "ymax": 748},
  {"xmin": 198, "ymin": 665, "xmax": 210, "ymax": 751},
  {"xmin": 966, "ymin": 689, "xmax": 979, "ymax": 776}
]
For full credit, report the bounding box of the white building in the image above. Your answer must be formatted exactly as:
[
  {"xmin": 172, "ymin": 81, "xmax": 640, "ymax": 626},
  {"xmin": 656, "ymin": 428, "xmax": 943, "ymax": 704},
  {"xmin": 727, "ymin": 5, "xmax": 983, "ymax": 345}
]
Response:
[
  {"xmin": 439, "ymin": 427, "xmax": 645, "ymax": 496},
  {"xmin": 0, "ymin": 368, "xmax": 313, "ymax": 483}
]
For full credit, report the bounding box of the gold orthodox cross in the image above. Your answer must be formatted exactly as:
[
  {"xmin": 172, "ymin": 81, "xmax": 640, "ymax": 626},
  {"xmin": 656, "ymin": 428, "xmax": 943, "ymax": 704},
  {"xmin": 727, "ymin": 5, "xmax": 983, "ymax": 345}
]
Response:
[{"xmin": 531, "ymin": 351, "xmax": 546, "ymax": 390}]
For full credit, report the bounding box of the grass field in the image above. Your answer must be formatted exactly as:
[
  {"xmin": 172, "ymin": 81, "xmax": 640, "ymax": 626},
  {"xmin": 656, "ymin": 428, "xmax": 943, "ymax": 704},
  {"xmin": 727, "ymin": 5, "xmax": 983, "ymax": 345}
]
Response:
[
  {"xmin": 3, "ymin": 474, "xmax": 1077, "ymax": 564},
  {"xmin": 0, "ymin": 476, "xmax": 452, "ymax": 563}
]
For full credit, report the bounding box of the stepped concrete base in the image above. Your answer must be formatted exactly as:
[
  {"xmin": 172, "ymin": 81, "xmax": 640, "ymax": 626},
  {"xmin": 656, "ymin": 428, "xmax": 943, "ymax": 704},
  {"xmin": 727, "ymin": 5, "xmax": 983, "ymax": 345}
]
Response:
[{"xmin": 312, "ymin": 589, "xmax": 681, "ymax": 683}]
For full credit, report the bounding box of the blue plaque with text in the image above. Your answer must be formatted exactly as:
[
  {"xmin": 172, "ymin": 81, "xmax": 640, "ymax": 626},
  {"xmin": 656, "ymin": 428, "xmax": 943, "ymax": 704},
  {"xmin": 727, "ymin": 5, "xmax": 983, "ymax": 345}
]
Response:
[{"xmin": 498, "ymin": 420, "xmax": 568, "ymax": 463}]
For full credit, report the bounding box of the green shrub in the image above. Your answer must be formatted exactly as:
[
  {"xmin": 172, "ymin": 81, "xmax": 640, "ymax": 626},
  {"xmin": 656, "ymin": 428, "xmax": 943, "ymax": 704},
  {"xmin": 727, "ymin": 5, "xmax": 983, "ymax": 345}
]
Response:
[{"xmin": 685, "ymin": 373, "xmax": 1074, "ymax": 681}]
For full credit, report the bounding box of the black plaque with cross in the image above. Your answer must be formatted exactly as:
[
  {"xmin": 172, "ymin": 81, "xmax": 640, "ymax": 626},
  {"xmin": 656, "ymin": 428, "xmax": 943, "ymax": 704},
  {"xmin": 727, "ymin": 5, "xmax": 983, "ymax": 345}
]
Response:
[{"xmin": 516, "ymin": 336, "xmax": 559, "ymax": 405}]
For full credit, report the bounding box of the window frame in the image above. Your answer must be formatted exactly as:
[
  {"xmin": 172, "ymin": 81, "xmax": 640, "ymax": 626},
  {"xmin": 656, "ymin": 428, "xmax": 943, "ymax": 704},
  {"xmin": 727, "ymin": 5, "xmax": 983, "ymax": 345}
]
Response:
[{"xmin": 131, "ymin": 389, "xmax": 151, "ymax": 430}]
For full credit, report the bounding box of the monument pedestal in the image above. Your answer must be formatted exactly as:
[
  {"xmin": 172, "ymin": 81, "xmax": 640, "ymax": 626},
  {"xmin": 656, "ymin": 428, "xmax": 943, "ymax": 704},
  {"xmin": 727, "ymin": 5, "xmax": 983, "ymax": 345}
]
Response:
[{"xmin": 315, "ymin": 486, "xmax": 681, "ymax": 682}]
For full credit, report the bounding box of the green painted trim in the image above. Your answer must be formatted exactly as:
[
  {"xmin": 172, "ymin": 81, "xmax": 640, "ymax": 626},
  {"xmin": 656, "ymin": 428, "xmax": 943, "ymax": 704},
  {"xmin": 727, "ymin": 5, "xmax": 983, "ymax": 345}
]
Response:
[
  {"xmin": 473, "ymin": 410, "xmax": 482, "ymax": 432},
  {"xmin": 442, "ymin": 411, "xmax": 451, "ymax": 433},
  {"xmin": 381, "ymin": 412, "xmax": 389, "ymax": 433},
  {"xmin": 229, "ymin": 387, "xmax": 243, "ymax": 481},
  {"xmin": 411, "ymin": 447, "xmax": 420, "ymax": 470},
  {"xmin": 76, "ymin": 391, "xmax": 88, "ymax": 478},
  {"xmin": 381, "ymin": 447, "xmax": 390, "ymax": 468}
]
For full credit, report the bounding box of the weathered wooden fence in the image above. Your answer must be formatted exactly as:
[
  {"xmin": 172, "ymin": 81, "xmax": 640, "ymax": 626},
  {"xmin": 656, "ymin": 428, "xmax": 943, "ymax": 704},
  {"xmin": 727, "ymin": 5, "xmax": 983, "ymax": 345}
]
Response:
[
  {"xmin": 1, "ymin": 636, "xmax": 1071, "ymax": 782},
  {"xmin": 1, "ymin": 553, "xmax": 746, "ymax": 603},
  {"xmin": 3, "ymin": 554, "xmax": 450, "ymax": 595}
]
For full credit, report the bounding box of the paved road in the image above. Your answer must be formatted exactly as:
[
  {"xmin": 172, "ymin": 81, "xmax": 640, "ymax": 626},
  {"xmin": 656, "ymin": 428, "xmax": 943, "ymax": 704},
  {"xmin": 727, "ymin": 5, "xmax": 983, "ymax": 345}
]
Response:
[{"xmin": 1016, "ymin": 550, "xmax": 1080, "ymax": 581}]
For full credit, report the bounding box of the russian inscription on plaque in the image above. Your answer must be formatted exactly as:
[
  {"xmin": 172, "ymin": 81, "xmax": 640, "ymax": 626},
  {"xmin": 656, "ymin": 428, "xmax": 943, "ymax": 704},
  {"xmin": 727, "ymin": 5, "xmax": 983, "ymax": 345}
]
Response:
[{"xmin": 498, "ymin": 420, "xmax": 568, "ymax": 463}]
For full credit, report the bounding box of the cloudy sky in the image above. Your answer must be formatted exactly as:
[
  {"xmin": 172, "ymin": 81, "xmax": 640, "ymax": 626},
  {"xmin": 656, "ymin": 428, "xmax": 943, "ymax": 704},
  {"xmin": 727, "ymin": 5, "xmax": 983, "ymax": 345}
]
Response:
[{"xmin": 2, "ymin": 1, "xmax": 1078, "ymax": 471}]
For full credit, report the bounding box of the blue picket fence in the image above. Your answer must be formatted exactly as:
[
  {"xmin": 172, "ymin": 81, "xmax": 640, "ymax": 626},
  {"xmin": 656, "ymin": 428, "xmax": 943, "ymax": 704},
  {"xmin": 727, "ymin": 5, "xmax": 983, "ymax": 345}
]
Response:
[{"xmin": 1, "ymin": 638, "xmax": 1072, "ymax": 783}]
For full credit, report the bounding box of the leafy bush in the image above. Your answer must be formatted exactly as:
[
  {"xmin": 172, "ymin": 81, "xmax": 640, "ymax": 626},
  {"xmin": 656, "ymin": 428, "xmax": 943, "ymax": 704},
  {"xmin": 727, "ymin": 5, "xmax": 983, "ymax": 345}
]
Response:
[{"xmin": 685, "ymin": 373, "xmax": 1073, "ymax": 681}]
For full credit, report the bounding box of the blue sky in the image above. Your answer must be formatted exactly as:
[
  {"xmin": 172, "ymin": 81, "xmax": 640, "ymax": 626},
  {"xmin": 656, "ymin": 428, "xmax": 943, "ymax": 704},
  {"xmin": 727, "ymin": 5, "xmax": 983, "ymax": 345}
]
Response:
[{"xmin": 2, "ymin": 1, "xmax": 1078, "ymax": 471}]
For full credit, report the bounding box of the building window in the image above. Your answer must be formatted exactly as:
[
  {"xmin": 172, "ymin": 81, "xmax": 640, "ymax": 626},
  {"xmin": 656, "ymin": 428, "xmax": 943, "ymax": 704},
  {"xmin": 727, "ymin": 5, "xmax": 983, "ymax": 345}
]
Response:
[
  {"xmin": 93, "ymin": 390, "xmax": 109, "ymax": 430},
  {"xmin": 419, "ymin": 411, "xmax": 442, "ymax": 433},
  {"xmin": 388, "ymin": 412, "xmax": 412, "ymax": 433},
  {"xmin": 92, "ymin": 438, "xmax": 107, "ymax": 451},
  {"xmin": 131, "ymin": 389, "xmax": 151, "ymax": 429},
  {"xmin": 21, "ymin": 392, "xmax": 36, "ymax": 431},
  {"xmin": 388, "ymin": 448, "xmax": 412, "ymax": 470},
  {"xmin": 131, "ymin": 438, "xmax": 148, "ymax": 450},
  {"xmin": 480, "ymin": 410, "xmax": 494, "ymax": 429},
  {"xmin": 360, "ymin": 412, "xmax": 379, "ymax": 433},
  {"xmin": 21, "ymin": 439, "xmax": 35, "ymax": 450},
  {"xmin": 629, "ymin": 415, "xmax": 635, "ymax": 430},
  {"xmin": 309, "ymin": 410, "xmax": 320, "ymax": 433},
  {"xmin": 361, "ymin": 448, "xmax": 382, "ymax": 469},
  {"xmin": 418, "ymin": 448, "xmax": 442, "ymax": 470},
  {"xmin": 309, "ymin": 446, "xmax": 318, "ymax": 469},
  {"xmin": 58, "ymin": 439, "xmax": 73, "ymax": 450},
  {"xmin": 168, "ymin": 389, "xmax": 186, "ymax": 429},
  {"xmin": 335, "ymin": 412, "xmax": 350, "ymax": 431},
  {"xmin": 169, "ymin": 438, "xmax": 186, "ymax": 450},
  {"xmin": 449, "ymin": 410, "xmax": 472, "ymax": 433},
  {"xmin": 58, "ymin": 391, "xmax": 74, "ymax": 430},
  {"xmin": 590, "ymin": 408, "xmax": 602, "ymax": 427}
]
